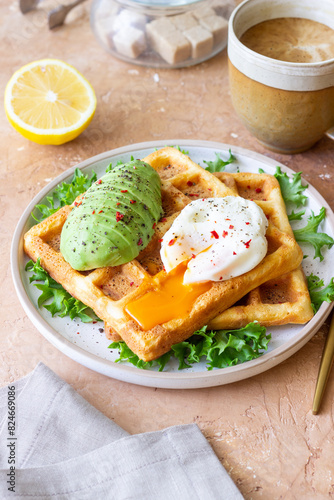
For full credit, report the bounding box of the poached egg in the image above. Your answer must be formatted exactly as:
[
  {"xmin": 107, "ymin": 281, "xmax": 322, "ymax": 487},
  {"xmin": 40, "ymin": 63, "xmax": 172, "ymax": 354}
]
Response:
[{"xmin": 160, "ymin": 196, "xmax": 268, "ymax": 284}]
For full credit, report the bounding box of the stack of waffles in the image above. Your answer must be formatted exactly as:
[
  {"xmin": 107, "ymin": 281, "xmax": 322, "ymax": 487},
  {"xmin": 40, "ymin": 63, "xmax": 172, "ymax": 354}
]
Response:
[{"xmin": 24, "ymin": 147, "xmax": 313, "ymax": 361}]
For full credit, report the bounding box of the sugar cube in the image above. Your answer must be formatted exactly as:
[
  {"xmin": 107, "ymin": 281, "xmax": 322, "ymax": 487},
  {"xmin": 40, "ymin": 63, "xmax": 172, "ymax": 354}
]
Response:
[
  {"xmin": 170, "ymin": 12, "xmax": 198, "ymax": 31},
  {"xmin": 147, "ymin": 18, "xmax": 191, "ymax": 64},
  {"xmin": 113, "ymin": 25, "xmax": 147, "ymax": 59},
  {"xmin": 199, "ymin": 15, "xmax": 228, "ymax": 45},
  {"xmin": 184, "ymin": 25, "xmax": 213, "ymax": 59},
  {"xmin": 112, "ymin": 8, "xmax": 147, "ymax": 32}
]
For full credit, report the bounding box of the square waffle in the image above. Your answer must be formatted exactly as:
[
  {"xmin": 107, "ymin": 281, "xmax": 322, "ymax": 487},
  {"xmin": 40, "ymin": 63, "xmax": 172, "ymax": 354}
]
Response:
[
  {"xmin": 208, "ymin": 172, "xmax": 314, "ymax": 330},
  {"xmin": 24, "ymin": 147, "xmax": 304, "ymax": 361}
]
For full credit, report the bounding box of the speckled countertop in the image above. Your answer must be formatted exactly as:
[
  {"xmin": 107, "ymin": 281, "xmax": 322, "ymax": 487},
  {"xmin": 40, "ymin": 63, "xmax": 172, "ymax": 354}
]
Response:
[{"xmin": 1, "ymin": 1, "xmax": 334, "ymax": 499}]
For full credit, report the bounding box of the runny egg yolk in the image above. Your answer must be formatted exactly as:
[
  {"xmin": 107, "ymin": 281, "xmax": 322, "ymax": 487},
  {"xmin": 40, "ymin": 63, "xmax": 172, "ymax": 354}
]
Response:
[{"xmin": 125, "ymin": 262, "xmax": 211, "ymax": 330}]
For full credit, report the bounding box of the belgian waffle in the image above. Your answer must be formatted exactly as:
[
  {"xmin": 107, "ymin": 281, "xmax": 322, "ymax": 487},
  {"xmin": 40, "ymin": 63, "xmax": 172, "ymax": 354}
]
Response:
[
  {"xmin": 24, "ymin": 147, "xmax": 304, "ymax": 361},
  {"xmin": 208, "ymin": 172, "xmax": 314, "ymax": 330}
]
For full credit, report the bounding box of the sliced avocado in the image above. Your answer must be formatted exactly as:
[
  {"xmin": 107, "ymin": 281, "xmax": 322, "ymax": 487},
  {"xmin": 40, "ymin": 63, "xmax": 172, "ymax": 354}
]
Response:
[{"xmin": 60, "ymin": 160, "xmax": 163, "ymax": 270}]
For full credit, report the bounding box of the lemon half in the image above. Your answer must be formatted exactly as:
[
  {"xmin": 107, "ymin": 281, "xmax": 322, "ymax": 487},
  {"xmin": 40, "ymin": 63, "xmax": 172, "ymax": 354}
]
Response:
[{"xmin": 4, "ymin": 59, "xmax": 97, "ymax": 145}]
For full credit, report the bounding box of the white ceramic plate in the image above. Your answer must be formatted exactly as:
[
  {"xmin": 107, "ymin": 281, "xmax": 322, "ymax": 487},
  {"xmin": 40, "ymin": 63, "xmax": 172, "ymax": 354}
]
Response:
[{"xmin": 11, "ymin": 140, "xmax": 334, "ymax": 389}]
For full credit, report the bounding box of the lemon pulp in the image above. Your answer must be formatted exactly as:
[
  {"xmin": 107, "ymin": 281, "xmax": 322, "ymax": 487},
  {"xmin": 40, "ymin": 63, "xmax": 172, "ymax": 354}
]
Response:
[{"xmin": 4, "ymin": 59, "xmax": 96, "ymax": 145}]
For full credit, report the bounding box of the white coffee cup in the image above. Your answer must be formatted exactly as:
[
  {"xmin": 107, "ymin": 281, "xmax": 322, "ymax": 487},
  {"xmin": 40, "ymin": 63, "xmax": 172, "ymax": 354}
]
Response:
[{"xmin": 228, "ymin": 0, "xmax": 334, "ymax": 154}]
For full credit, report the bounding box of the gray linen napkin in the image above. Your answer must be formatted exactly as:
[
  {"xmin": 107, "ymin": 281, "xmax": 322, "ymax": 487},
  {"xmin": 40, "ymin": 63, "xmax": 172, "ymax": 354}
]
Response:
[{"xmin": 0, "ymin": 363, "xmax": 243, "ymax": 500}]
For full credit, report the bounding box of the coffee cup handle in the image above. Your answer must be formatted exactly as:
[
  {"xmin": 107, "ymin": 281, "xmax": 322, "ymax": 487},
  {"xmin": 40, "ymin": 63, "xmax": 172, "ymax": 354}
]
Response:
[{"xmin": 326, "ymin": 128, "xmax": 334, "ymax": 140}]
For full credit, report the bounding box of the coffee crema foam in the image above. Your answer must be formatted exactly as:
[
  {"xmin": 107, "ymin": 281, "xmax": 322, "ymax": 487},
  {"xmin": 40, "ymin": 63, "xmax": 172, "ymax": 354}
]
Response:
[{"xmin": 240, "ymin": 17, "xmax": 334, "ymax": 63}]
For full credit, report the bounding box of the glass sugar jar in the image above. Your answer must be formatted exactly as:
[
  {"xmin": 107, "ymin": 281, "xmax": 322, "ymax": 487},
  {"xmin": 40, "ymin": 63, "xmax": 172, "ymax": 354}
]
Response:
[{"xmin": 91, "ymin": 0, "xmax": 235, "ymax": 68}]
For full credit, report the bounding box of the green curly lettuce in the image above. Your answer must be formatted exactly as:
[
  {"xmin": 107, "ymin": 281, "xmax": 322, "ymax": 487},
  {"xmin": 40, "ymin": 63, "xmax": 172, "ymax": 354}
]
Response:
[
  {"xmin": 306, "ymin": 274, "xmax": 334, "ymax": 313},
  {"xmin": 25, "ymin": 259, "xmax": 99, "ymax": 322},
  {"xmin": 32, "ymin": 168, "xmax": 97, "ymax": 223},
  {"xmin": 293, "ymin": 207, "xmax": 334, "ymax": 261},
  {"xmin": 274, "ymin": 167, "xmax": 308, "ymax": 207},
  {"xmin": 109, "ymin": 322, "xmax": 271, "ymax": 371},
  {"xmin": 203, "ymin": 149, "xmax": 236, "ymax": 173},
  {"xmin": 288, "ymin": 209, "xmax": 306, "ymax": 221}
]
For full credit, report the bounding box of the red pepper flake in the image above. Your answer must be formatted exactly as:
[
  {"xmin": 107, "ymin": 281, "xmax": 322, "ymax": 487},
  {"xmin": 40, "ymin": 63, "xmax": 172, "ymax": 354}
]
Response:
[
  {"xmin": 168, "ymin": 239, "xmax": 175, "ymax": 246},
  {"xmin": 116, "ymin": 202, "xmax": 121, "ymax": 206},
  {"xmin": 189, "ymin": 193, "xmax": 199, "ymax": 197},
  {"xmin": 93, "ymin": 321, "xmax": 97, "ymax": 324},
  {"xmin": 74, "ymin": 202, "xmax": 78, "ymax": 206},
  {"xmin": 121, "ymin": 189, "xmax": 128, "ymax": 193},
  {"xmin": 256, "ymin": 188, "xmax": 262, "ymax": 193},
  {"xmin": 159, "ymin": 238, "xmax": 163, "ymax": 242},
  {"xmin": 192, "ymin": 254, "xmax": 196, "ymax": 259},
  {"xmin": 245, "ymin": 222, "xmax": 250, "ymax": 225},
  {"xmin": 160, "ymin": 217, "xmax": 167, "ymax": 222},
  {"xmin": 98, "ymin": 210, "xmax": 103, "ymax": 214},
  {"xmin": 219, "ymin": 276, "xmax": 223, "ymax": 280},
  {"xmin": 222, "ymin": 231, "xmax": 228, "ymax": 238},
  {"xmin": 211, "ymin": 230, "xmax": 219, "ymax": 239},
  {"xmin": 116, "ymin": 211, "xmax": 124, "ymax": 222},
  {"xmin": 138, "ymin": 238, "xmax": 143, "ymax": 246},
  {"xmin": 229, "ymin": 225, "xmax": 234, "ymax": 229},
  {"xmin": 92, "ymin": 210, "xmax": 95, "ymax": 214},
  {"xmin": 233, "ymin": 251, "xmax": 237, "ymax": 255},
  {"xmin": 77, "ymin": 332, "xmax": 80, "ymax": 335},
  {"xmin": 208, "ymin": 188, "xmax": 212, "ymax": 191},
  {"xmin": 130, "ymin": 200, "xmax": 136, "ymax": 204},
  {"xmin": 266, "ymin": 214, "xmax": 270, "ymax": 219},
  {"xmin": 187, "ymin": 181, "xmax": 194, "ymax": 186},
  {"xmin": 247, "ymin": 185, "xmax": 251, "ymax": 189},
  {"xmin": 225, "ymin": 218, "xmax": 231, "ymax": 221},
  {"xmin": 130, "ymin": 282, "xmax": 134, "ymax": 287},
  {"xmin": 152, "ymin": 222, "xmax": 156, "ymax": 229},
  {"xmin": 244, "ymin": 239, "xmax": 252, "ymax": 248},
  {"xmin": 74, "ymin": 201, "xmax": 82, "ymax": 207},
  {"xmin": 96, "ymin": 179, "xmax": 102, "ymax": 184}
]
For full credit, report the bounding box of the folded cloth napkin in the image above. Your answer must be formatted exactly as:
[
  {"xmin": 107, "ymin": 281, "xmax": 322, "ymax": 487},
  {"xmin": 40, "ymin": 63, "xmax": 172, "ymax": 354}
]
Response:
[{"xmin": 0, "ymin": 363, "xmax": 243, "ymax": 500}]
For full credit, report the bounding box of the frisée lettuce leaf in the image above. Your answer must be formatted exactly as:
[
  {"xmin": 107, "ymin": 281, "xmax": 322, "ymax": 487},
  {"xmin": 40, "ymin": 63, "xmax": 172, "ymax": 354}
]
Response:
[
  {"xmin": 293, "ymin": 207, "xmax": 334, "ymax": 261},
  {"xmin": 306, "ymin": 274, "xmax": 334, "ymax": 313},
  {"xmin": 203, "ymin": 149, "xmax": 236, "ymax": 173},
  {"xmin": 274, "ymin": 167, "xmax": 308, "ymax": 207},
  {"xmin": 288, "ymin": 209, "xmax": 306, "ymax": 221},
  {"xmin": 25, "ymin": 259, "xmax": 99, "ymax": 322},
  {"xmin": 32, "ymin": 168, "xmax": 97, "ymax": 223},
  {"xmin": 109, "ymin": 323, "xmax": 271, "ymax": 371}
]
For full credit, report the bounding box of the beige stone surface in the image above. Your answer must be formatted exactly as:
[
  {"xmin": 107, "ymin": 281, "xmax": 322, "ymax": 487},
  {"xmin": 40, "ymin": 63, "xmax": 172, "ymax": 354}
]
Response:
[{"xmin": 0, "ymin": 1, "xmax": 334, "ymax": 498}]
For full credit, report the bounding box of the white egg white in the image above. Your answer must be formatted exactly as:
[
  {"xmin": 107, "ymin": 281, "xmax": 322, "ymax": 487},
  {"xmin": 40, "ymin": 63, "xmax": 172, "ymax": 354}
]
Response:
[{"xmin": 160, "ymin": 196, "xmax": 268, "ymax": 284}]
